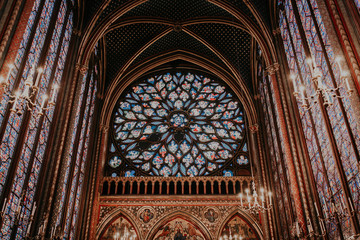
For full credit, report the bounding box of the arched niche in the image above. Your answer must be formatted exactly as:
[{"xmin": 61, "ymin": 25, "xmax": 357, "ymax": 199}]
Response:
[
  {"xmin": 97, "ymin": 210, "xmax": 141, "ymax": 240},
  {"xmin": 146, "ymin": 212, "xmax": 211, "ymax": 240},
  {"xmin": 218, "ymin": 210, "xmax": 263, "ymax": 240}
]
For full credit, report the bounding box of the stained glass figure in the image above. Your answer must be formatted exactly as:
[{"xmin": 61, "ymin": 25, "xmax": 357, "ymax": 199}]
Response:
[{"xmin": 109, "ymin": 72, "xmax": 249, "ymax": 177}]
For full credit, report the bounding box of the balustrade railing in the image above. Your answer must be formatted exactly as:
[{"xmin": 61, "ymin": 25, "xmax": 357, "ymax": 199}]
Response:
[{"xmin": 101, "ymin": 176, "xmax": 253, "ymax": 196}]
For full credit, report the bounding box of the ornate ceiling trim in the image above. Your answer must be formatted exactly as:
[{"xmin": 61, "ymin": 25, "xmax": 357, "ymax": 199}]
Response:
[
  {"xmin": 106, "ymin": 17, "xmax": 175, "ymax": 32},
  {"xmin": 106, "ymin": 16, "xmax": 247, "ymax": 33},
  {"xmin": 76, "ymin": 0, "xmax": 277, "ymax": 75}
]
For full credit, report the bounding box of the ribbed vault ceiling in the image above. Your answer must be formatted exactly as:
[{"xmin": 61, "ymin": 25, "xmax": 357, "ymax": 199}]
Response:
[{"xmin": 83, "ymin": 0, "xmax": 272, "ymax": 94}]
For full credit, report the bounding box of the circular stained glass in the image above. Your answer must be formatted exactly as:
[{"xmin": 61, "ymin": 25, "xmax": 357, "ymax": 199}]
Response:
[
  {"xmin": 109, "ymin": 156, "xmax": 122, "ymax": 168},
  {"xmin": 237, "ymin": 155, "xmax": 249, "ymax": 165},
  {"xmin": 110, "ymin": 72, "xmax": 247, "ymax": 177}
]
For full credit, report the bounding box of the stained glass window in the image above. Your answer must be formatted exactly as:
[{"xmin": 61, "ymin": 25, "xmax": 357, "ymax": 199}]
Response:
[
  {"xmin": 53, "ymin": 48, "xmax": 98, "ymax": 239},
  {"xmin": 354, "ymin": 0, "xmax": 360, "ymax": 12},
  {"xmin": 0, "ymin": 0, "xmax": 73, "ymax": 239},
  {"xmin": 279, "ymin": 0, "xmax": 360, "ymax": 238},
  {"xmin": 108, "ymin": 72, "xmax": 249, "ymax": 177}
]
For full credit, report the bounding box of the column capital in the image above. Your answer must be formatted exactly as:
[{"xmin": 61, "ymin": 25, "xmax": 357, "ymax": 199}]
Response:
[
  {"xmin": 273, "ymin": 28, "xmax": 281, "ymax": 36},
  {"xmin": 266, "ymin": 63, "xmax": 280, "ymax": 76},
  {"xmin": 75, "ymin": 63, "xmax": 88, "ymax": 76},
  {"xmin": 72, "ymin": 28, "xmax": 82, "ymax": 36},
  {"xmin": 249, "ymin": 124, "xmax": 259, "ymax": 133},
  {"xmin": 100, "ymin": 124, "xmax": 109, "ymax": 133}
]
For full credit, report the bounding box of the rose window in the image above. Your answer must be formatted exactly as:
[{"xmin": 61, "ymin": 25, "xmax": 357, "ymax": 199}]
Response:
[{"xmin": 108, "ymin": 72, "xmax": 249, "ymax": 177}]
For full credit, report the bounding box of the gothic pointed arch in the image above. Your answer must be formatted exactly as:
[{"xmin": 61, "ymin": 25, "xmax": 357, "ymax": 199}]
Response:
[
  {"xmin": 217, "ymin": 210, "xmax": 263, "ymax": 240},
  {"xmin": 145, "ymin": 211, "xmax": 212, "ymax": 240},
  {"xmin": 96, "ymin": 208, "xmax": 141, "ymax": 240}
]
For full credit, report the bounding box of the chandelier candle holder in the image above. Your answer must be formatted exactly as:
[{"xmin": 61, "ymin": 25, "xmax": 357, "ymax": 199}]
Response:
[
  {"xmin": 0, "ymin": 64, "xmax": 59, "ymax": 118},
  {"xmin": 238, "ymin": 181, "xmax": 272, "ymax": 214},
  {"xmin": 292, "ymin": 57, "xmax": 353, "ymax": 110},
  {"xmin": 310, "ymin": 198, "xmax": 358, "ymax": 239}
]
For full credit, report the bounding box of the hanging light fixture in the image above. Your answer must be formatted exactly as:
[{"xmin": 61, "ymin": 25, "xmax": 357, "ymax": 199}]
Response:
[
  {"xmin": 292, "ymin": 57, "xmax": 353, "ymax": 110},
  {"xmin": 0, "ymin": 63, "xmax": 59, "ymax": 118},
  {"xmin": 237, "ymin": 181, "xmax": 272, "ymax": 214},
  {"xmin": 237, "ymin": 154, "xmax": 272, "ymax": 213}
]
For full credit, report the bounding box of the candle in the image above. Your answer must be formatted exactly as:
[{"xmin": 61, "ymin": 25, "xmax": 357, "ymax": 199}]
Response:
[
  {"xmin": 308, "ymin": 218, "xmax": 313, "ymax": 233},
  {"xmin": 22, "ymin": 84, "xmax": 30, "ymax": 99},
  {"xmin": 345, "ymin": 77, "xmax": 352, "ymax": 92},
  {"xmin": 296, "ymin": 221, "xmax": 300, "ymax": 236},
  {"xmin": 306, "ymin": 58, "xmax": 314, "ymax": 74},
  {"xmin": 299, "ymin": 85, "xmax": 307, "ymax": 106},
  {"xmin": 314, "ymin": 203, "xmax": 320, "ymax": 216},
  {"xmin": 11, "ymin": 91, "xmax": 20, "ymax": 112},
  {"xmin": 41, "ymin": 95, "xmax": 48, "ymax": 109},
  {"xmin": 268, "ymin": 191, "xmax": 272, "ymax": 205},
  {"xmin": 336, "ymin": 57, "xmax": 345, "ymax": 78},
  {"xmin": 323, "ymin": 205, "xmax": 328, "ymax": 219},
  {"xmin": 5, "ymin": 64, "xmax": 14, "ymax": 85},
  {"xmin": 1, "ymin": 198, "xmax": 7, "ymax": 213},
  {"xmin": 50, "ymin": 83, "xmax": 59, "ymax": 103},
  {"xmin": 0, "ymin": 77, "xmax": 5, "ymax": 86},
  {"xmin": 38, "ymin": 224, "xmax": 43, "ymax": 235},
  {"xmin": 319, "ymin": 220, "xmax": 325, "ymax": 234},
  {"xmin": 317, "ymin": 75, "xmax": 324, "ymax": 89},
  {"xmin": 34, "ymin": 67, "xmax": 44, "ymax": 87},
  {"xmin": 323, "ymin": 90, "xmax": 331, "ymax": 104},
  {"xmin": 31, "ymin": 202, "xmax": 37, "ymax": 217},
  {"xmin": 246, "ymin": 189, "xmax": 251, "ymax": 204},
  {"xmin": 50, "ymin": 226, "xmax": 55, "ymax": 238},
  {"xmin": 348, "ymin": 197, "xmax": 355, "ymax": 212},
  {"xmin": 16, "ymin": 201, "xmax": 21, "ymax": 214},
  {"xmin": 26, "ymin": 221, "xmax": 32, "ymax": 235},
  {"xmin": 290, "ymin": 74, "xmax": 298, "ymax": 93}
]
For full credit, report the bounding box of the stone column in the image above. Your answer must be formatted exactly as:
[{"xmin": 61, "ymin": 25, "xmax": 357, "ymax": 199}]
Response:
[{"xmin": 266, "ymin": 63, "xmax": 307, "ymax": 233}]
